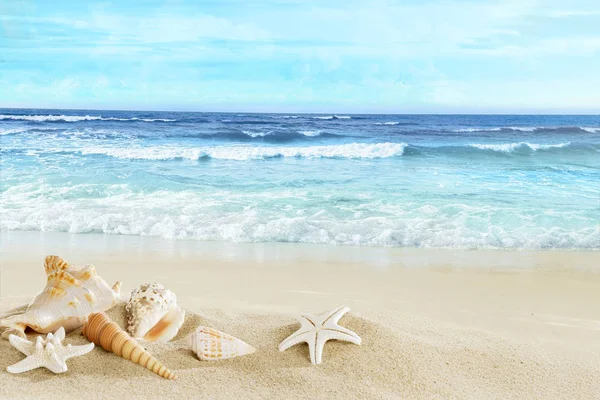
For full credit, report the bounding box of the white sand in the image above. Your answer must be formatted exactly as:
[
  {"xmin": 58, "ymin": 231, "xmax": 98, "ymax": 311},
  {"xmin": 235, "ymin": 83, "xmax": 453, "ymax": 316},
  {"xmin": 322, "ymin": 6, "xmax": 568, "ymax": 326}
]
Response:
[{"xmin": 0, "ymin": 231, "xmax": 599, "ymax": 399}]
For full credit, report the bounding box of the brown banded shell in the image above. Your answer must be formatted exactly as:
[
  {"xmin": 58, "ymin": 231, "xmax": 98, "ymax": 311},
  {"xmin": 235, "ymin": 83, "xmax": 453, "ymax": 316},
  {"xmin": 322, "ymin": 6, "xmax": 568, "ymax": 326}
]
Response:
[{"xmin": 82, "ymin": 312, "xmax": 176, "ymax": 380}]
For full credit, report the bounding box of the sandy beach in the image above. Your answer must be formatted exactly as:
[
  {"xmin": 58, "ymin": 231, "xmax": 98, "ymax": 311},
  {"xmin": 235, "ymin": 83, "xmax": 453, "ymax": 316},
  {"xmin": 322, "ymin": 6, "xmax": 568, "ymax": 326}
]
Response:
[{"xmin": 0, "ymin": 231, "xmax": 599, "ymax": 399}]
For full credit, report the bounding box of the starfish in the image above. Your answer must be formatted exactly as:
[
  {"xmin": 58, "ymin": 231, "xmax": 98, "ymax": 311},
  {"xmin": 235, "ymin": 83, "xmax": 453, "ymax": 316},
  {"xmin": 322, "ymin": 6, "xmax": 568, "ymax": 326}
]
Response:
[
  {"xmin": 278, "ymin": 305, "xmax": 361, "ymax": 365},
  {"xmin": 6, "ymin": 327, "xmax": 95, "ymax": 374}
]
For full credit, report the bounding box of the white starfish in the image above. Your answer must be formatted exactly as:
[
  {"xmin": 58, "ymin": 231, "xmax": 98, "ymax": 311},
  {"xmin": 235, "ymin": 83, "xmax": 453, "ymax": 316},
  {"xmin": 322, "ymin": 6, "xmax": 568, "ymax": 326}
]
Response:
[
  {"xmin": 278, "ymin": 305, "xmax": 361, "ymax": 365},
  {"xmin": 6, "ymin": 327, "xmax": 95, "ymax": 374}
]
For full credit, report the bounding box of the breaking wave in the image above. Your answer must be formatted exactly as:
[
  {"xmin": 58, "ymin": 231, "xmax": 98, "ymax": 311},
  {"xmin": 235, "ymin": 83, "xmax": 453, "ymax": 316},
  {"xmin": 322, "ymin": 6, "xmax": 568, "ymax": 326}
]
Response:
[
  {"xmin": 237, "ymin": 130, "xmax": 323, "ymax": 139},
  {"xmin": 7, "ymin": 141, "xmax": 596, "ymax": 160},
  {"xmin": 0, "ymin": 114, "xmax": 175, "ymax": 122},
  {"xmin": 468, "ymin": 142, "xmax": 571, "ymax": 152},
  {"xmin": 297, "ymin": 130, "xmax": 322, "ymax": 136},
  {"xmin": 241, "ymin": 130, "xmax": 272, "ymax": 138},
  {"xmin": 454, "ymin": 126, "xmax": 600, "ymax": 133},
  {"xmin": 0, "ymin": 128, "xmax": 28, "ymax": 135},
  {"xmin": 75, "ymin": 143, "xmax": 408, "ymax": 161}
]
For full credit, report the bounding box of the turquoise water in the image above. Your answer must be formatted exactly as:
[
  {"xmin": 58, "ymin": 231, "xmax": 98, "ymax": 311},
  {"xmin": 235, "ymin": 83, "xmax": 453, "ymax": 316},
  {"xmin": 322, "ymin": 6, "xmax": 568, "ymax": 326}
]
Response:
[{"xmin": 1, "ymin": 110, "xmax": 599, "ymax": 249}]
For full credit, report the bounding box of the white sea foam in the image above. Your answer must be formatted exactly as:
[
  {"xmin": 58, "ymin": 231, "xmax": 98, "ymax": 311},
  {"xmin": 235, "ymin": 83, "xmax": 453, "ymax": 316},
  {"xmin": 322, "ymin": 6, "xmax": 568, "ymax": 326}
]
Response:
[
  {"xmin": 581, "ymin": 127, "xmax": 600, "ymax": 133},
  {"xmin": 455, "ymin": 126, "xmax": 599, "ymax": 133},
  {"xmin": 298, "ymin": 130, "xmax": 322, "ymax": 136},
  {"xmin": 505, "ymin": 127, "xmax": 537, "ymax": 132},
  {"xmin": 374, "ymin": 122, "xmax": 400, "ymax": 126},
  {"xmin": 0, "ymin": 128, "xmax": 27, "ymax": 135},
  {"xmin": 241, "ymin": 130, "xmax": 272, "ymax": 137},
  {"xmin": 454, "ymin": 127, "xmax": 503, "ymax": 132},
  {"xmin": 105, "ymin": 117, "xmax": 176, "ymax": 122},
  {"xmin": 1, "ymin": 183, "xmax": 598, "ymax": 249},
  {"xmin": 78, "ymin": 143, "xmax": 407, "ymax": 161},
  {"xmin": 469, "ymin": 142, "xmax": 570, "ymax": 152},
  {"xmin": 0, "ymin": 115, "xmax": 102, "ymax": 122},
  {"xmin": 0, "ymin": 115, "xmax": 175, "ymax": 122}
]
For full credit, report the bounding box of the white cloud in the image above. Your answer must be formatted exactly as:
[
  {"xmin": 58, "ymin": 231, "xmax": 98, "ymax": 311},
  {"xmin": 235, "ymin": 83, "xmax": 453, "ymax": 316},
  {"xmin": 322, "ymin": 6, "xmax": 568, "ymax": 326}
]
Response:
[
  {"xmin": 2, "ymin": 0, "xmax": 600, "ymax": 112},
  {"xmin": 466, "ymin": 36, "xmax": 600, "ymax": 57},
  {"xmin": 542, "ymin": 10, "xmax": 600, "ymax": 18},
  {"xmin": 44, "ymin": 12, "xmax": 270, "ymax": 43},
  {"xmin": 6, "ymin": 1, "xmax": 599, "ymax": 61}
]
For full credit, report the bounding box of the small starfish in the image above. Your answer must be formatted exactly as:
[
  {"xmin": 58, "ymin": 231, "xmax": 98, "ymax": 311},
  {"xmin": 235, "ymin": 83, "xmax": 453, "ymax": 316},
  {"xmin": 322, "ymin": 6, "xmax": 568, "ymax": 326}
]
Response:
[
  {"xmin": 6, "ymin": 327, "xmax": 95, "ymax": 374},
  {"xmin": 278, "ymin": 305, "xmax": 361, "ymax": 365}
]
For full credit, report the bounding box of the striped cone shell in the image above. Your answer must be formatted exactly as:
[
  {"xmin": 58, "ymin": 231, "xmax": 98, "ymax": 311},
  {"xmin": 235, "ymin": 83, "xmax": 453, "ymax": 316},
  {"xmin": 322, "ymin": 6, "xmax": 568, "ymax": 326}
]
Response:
[
  {"xmin": 188, "ymin": 326, "xmax": 256, "ymax": 361},
  {"xmin": 82, "ymin": 312, "xmax": 176, "ymax": 379}
]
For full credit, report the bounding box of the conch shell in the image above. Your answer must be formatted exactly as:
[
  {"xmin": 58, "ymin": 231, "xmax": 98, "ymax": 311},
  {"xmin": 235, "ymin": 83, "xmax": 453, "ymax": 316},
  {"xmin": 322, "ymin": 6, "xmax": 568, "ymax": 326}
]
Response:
[
  {"xmin": 188, "ymin": 326, "xmax": 256, "ymax": 361},
  {"xmin": 126, "ymin": 283, "xmax": 185, "ymax": 342},
  {"xmin": 0, "ymin": 255, "xmax": 121, "ymax": 339},
  {"xmin": 82, "ymin": 312, "xmax": 176, "ymax": 379}
]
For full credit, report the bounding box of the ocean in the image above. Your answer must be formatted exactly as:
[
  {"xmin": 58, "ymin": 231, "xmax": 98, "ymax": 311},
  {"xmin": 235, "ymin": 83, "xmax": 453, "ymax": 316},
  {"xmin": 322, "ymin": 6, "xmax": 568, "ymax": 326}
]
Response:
[{"xmin": 1, "ymin": 109, "xmax": 598, "ymax": 249}]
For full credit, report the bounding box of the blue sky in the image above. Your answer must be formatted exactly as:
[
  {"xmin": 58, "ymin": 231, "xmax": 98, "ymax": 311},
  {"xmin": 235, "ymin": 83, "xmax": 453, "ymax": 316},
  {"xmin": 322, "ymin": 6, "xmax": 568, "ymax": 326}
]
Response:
[{"xmin": 1, "ymin": 0, "xmax": 599, "ymax": 113}]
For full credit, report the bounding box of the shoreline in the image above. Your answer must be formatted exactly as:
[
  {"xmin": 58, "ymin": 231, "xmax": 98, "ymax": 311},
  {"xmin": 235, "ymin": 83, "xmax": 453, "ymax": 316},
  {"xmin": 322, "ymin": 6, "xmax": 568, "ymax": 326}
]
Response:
[
  {"xmin": 1, "ymin": 231, "xmax": 599, "ymax": 398},
  {"xmin": 2, "ymin": 230, "xmax": 598, "ymax": 265}
]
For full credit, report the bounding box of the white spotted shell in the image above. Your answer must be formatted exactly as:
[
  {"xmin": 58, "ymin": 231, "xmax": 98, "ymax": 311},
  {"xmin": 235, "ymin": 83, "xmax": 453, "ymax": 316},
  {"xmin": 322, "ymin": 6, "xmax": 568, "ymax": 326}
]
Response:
[{"xmin": 125, "ymin": 283, "xmax": 185, "ymax": 342}]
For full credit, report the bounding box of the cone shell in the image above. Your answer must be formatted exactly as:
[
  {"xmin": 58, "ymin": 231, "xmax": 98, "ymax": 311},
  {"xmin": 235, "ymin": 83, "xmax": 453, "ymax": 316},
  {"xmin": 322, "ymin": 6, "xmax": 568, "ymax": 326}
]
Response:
[
  {"xmin": 188, "ymin": 326, "xmax": 256, "ymax": 361},
  {"xmin": 126, "ymin": 283, "xmax": 185, "ymax": 343},
  {"xmin": 0, "ymin": 255, "xmax": 122, "ymax": 339},
  {"xmin": 82, "ymin": 312, "xmax": 176, "ymax": 380}
]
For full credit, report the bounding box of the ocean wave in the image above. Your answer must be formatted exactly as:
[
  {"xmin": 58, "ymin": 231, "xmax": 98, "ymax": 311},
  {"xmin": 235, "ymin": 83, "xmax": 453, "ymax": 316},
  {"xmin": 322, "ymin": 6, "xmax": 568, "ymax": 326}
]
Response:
[
  {"xmin": 0, "ymin": 114, "xmax": 175, "ymax": 122},
  {"xmin": 401, "ymin": 141, "xmax": 595, "ymax": 157},
  {"xmin": 454, "ymin": 127, "xmax": 504, "ymax": 132},
  {"xmin": 312, "ymin": 115, "xmax": 352, "ymax": 120},
  {"xmin": 298, "ymin": 130, "xmax": 322, "ymax": 136},
  {"xmin": 241, "ymin": 130, "xmax": 272, "ymax": 138},
  {"xmin": 77, "ymin": 143, "xmax": 407, "ymax": 161},
  {"xmin": 581, "ymin": 127, "xmax": 600, "ymax": 133},
  {"xmin": 202, "ymin": 129, "xmax": 331, "ymax": 142},
  {"xmin": 106, "ymin": 117, "xmax": 176, "ymax": 122},
  {"xmin": 374, "ymin": 121, "xmax": 400, "ymax": 126},
  {"xmin": 0, "ymin": 127, "xmax": 68, "ymax": 136},
  {"xmin": 0, "ymin": 128, "xmax": 28, "ymax": 135},
  {"xmin": 2, "ymin": 184, "xmax": 598, "ymax": 249},
  {"xmin": 453, "ymin": 126, "xmax": 599, "ymax": 133},
  {"xmin": 1, "ymin": 126, "xmax": 332, "ymax": 143},
  {"xmin": 7, "ymin": 141, "xmax": 596, "ymax": 160},
  {"xmin": 468, "ymin": 142, "xmax": 571, "ymax": 152},
  {"xmin": 222, "ymin": 120, "xmax": 279, "ymax": 125}
]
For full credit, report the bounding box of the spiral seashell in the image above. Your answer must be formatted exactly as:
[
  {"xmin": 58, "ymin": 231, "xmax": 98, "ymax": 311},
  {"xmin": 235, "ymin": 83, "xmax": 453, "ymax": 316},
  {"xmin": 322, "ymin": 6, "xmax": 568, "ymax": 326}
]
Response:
[
  {"xmin": 82, "ymin": 312, "xmax": 176, "ymax": 380},
  {"xmin": 126, "ymin": 283, "xmax": 185, "ymax": 343},
  {"xmin": 0, "ymin": 255, "xmax": 122, "ymax": 339}
]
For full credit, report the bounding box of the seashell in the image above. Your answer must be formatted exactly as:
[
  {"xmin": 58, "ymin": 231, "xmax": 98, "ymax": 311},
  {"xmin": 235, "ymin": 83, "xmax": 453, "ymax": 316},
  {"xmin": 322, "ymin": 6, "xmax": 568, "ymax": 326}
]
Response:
[
  {"xmin": 126, "ymin": 283, "xmax": 185, "ymax": 343},
  {"xmin": 0, "ymin": 255, "xmax": 122, "ymax": 339},
  {"xmin": 188, "ymin": 326, "xmax": 256, "ymax": 361},
  {"xmin": 82, "ymin": 312, "xmax": 176, "ymax": 379}
]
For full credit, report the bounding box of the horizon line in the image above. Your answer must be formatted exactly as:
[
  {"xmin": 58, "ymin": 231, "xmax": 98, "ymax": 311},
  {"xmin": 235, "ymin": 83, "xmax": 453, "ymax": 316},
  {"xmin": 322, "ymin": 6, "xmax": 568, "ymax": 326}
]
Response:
[{"xmin": 0, "ymin": 106, "xmax": 599, "ymax": 116}]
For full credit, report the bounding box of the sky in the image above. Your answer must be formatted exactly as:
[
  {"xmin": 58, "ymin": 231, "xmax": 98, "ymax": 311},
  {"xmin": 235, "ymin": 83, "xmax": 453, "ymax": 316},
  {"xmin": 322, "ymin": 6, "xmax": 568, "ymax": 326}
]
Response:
[{"xmin": 0, "ymin": 0, "xmax": 599, "ymax": 113}]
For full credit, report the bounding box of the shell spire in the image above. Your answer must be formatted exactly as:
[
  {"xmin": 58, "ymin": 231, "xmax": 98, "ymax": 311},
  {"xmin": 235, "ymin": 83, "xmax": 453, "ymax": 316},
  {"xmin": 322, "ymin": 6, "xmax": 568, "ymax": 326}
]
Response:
[{"xmin": 82, "ymin": 312, "xmax": 176, "ymax": 380}]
